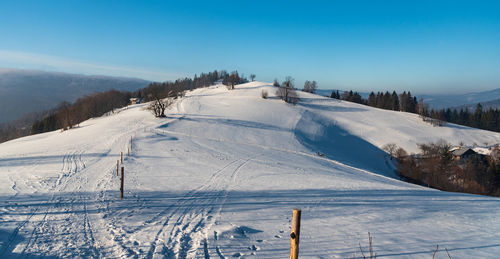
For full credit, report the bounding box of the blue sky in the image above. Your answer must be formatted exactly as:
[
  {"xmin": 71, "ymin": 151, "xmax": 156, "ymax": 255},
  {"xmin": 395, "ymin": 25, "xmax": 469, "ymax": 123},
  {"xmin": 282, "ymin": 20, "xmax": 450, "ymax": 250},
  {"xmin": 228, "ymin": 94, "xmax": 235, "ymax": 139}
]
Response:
[{"xmin": 0, "ymin": 0, "xmax": 499, "ymax": 93}]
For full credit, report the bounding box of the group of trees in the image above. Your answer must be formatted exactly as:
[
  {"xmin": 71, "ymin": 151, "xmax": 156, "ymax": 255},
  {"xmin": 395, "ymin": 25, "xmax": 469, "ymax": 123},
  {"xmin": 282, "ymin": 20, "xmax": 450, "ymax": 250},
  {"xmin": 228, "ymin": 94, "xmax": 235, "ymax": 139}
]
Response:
[
  {"xmin": 140, "ymin": 70, "xmax": 233, "ymax": 101},
  {"xmin": 0, "ymin": 124, "xmax": 25, "ymax": 143},
  {"xmin": 0, "ymin": 109, "xmax": 52, "ymax": 143},
  {"xmin": 29, "ymin": 70, "xmax": 244, "ymax": 133},
  {"xmin": 273, "ymin": 77, "xmax": 319, "ymax": 104},
  {"xmin": 275, "ymin": 76, "xmax": 299, "ymax": 104},
  {"xmin": 139, "ymin": 70, "xmax": 249, "ymax": 101},
  {"xmin": 331, "ymin": 90, "xmax": 419, "ymax": 113},
  {"xmin": 225, "ymin": 71, "xmax": 246, "ymax": 90},
  {"xmin": 302, "ymin": 80, "xmax": 317, "ymax": 94},
  {"xmin": 394, "ymin": 141, "xmax": 500, "ymax": 196},
  {"xmin": 424, "ymin": 104, "xmax": 500, "ymax": 133},
  {"xmin": 31, "ymin": 90, "xmax": 132, "ymax": 134},
  {"xmin": 332, "ymin": 88, "xmax": 500, "ymax": 196}
]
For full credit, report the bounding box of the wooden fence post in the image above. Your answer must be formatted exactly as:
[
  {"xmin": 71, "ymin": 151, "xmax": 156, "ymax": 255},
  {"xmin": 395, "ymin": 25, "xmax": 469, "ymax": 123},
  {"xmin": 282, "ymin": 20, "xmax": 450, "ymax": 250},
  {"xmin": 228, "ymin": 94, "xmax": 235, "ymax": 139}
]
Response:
[
  {"xmin": 128, "ymin": 147, "xmax": 130, "ymax": 156},
  {"xmin": 290, "ymin": 208, "xmax": 301, "ymax": 259},
  {"xmin": 116, "ymin": 160, "xmax": 119, "ymax": 176},
  {"xmin": 121, "ymin": 152, "xmax": 123, "ymax": 164},
  {"xmin": 120, "ymin": 167, "xmax": 124, "ymax": 199}
]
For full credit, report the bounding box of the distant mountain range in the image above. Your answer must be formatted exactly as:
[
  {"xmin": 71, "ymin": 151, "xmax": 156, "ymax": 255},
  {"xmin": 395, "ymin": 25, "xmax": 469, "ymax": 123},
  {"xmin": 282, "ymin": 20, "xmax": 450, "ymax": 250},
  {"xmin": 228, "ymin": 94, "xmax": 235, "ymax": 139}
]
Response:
[
  {"xmin": 314, "ymin": 89, "xmax": 370, "ymax": 99},
  {"xmin": 450, "ymin": 98, "xmax": 500, "ymax": 111},
  {"xmin": 0, "ymin": 69, "xmax": 150, "ymax": 124},
  {"xmin": 420, "ymin": 88, "xmax": 500, "ymax": 110},
  {"xmin": 316, "ymin": 88, "xmax": 500, "ymax": 110}
]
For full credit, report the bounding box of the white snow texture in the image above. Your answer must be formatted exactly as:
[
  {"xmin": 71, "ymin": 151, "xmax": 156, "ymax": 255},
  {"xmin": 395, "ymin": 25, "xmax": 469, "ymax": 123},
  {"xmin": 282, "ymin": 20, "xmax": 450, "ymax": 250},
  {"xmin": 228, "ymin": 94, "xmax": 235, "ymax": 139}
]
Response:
[{"xmin": 1, "ymin": 82, "xmax": 500, "ymax": 258}]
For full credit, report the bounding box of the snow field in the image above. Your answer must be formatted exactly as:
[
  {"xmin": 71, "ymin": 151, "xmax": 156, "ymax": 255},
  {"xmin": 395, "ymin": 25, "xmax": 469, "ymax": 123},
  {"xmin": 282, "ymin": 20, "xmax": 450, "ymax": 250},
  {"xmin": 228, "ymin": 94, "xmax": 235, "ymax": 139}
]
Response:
[{"xmin": 0, "ymin": 82, "xmax": 500, "ymax": 258}]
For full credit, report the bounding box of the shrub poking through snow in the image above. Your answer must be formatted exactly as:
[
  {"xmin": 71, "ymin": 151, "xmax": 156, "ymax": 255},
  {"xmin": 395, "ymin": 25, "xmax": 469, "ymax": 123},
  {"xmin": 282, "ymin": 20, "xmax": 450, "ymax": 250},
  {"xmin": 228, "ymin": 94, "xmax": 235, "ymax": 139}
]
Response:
[
  {"xmin": 148, "ymin": 98, "xmax": 172, "ymax": 117},
  {"xmin": 356, "ymin": 232, "xmax": 376, "ymax": 259},
  {"xmin": 261, "ymin": 90, "xmax": 268, "ymax": 99}
]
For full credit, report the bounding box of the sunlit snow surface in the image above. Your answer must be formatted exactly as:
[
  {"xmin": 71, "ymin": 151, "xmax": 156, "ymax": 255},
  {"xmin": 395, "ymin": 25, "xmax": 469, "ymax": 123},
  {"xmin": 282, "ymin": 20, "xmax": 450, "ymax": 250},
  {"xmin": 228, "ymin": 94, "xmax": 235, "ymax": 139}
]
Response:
[{"xmin": 1, "ymin": 82, "xmax": 500, "ymax": 258}]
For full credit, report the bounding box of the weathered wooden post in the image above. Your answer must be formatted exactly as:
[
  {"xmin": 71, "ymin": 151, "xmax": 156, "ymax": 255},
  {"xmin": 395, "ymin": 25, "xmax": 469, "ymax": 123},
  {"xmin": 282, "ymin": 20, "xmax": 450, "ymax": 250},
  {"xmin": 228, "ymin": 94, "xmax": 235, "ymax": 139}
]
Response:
[
  {"xmin": 121, "ymin": 152, "xmax": 123, "ymax": 164},
  {"xmin": 120, "ymin": 167, "xmax": 124, "ymax": 199},
  {"xmin": 116, "ymin": 160, "xmax": 119, "ymax": 176},
  {"xmin": 128, "ymin": 147, "xmax": 130, "ymax": 156},
  {"xmin": 290, "ymin": 208, "xmax": 301, "ymax": 259}
]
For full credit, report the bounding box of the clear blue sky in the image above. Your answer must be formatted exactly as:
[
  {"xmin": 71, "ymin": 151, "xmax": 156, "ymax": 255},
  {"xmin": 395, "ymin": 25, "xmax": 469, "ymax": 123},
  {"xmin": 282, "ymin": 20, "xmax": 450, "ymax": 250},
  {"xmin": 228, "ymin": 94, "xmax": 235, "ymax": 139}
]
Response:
[{"xmin": 1, "ymin": 0, "xmax": 499, "ymax": 93}]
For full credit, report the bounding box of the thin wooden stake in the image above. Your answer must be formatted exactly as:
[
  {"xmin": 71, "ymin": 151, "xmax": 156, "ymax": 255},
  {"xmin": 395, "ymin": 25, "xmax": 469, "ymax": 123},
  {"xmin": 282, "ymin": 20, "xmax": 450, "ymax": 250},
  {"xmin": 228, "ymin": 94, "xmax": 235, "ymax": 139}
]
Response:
[
  {"xmin": 290, "ymin": 208, "xmax": 301, "ymax": 259},
  {"xmin": 432, "ymin": 245, "xmax": 439, "ymax": 259},
  {"xmin": 121, "ymin": 152, "xmax": 123, "ymax": 164},
  {"xmin": 120, "ymin": 167, "xmax": 124, "ymax": 199},
  {"xmin": 116, "ymin": 160, "xmax": 119, "ymax": 176},
  {"xmin": 128, "ymin": 147, "xmax": 130, "ymax": 156}
]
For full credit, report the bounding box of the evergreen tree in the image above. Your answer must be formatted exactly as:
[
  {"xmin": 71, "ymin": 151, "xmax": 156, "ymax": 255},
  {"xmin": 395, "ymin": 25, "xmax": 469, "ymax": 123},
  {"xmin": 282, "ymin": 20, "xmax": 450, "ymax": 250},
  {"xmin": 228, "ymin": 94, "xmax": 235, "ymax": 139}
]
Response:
[
  {"xmin": 383, "ymin": 91, "xmax": 392, "ymax": 110},
  {"xmin": 474, "ymin": 103, "xmax": 483, "ymax": 128},
  {"xmin": 273, "ymin": 78, "xmax": 280, "ymax": 87},
  {"xmin": 368, "ymin": 92, "xmax": 376, "ymax": 107},
  {"xmin": 330, "ymin": 90, "xmax": 340, "ymax": 99},
  {"xmin": 391, "ymin": 91, "xmax": 400, "ymax": 111},
  {"xmin": 399, "ymin": 91, "xmax": 407, "ymax": 111}
]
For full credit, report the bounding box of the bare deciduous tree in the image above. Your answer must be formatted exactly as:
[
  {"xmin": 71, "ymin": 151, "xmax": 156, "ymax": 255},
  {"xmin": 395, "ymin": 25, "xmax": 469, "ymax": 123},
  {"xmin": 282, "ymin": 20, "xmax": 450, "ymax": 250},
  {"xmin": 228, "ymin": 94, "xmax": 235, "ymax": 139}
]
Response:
[
  {"xmin": 383, "ymin": 143, "xmax": 398, "ymax": 159},
  {"xmin": 148, "ymin": 98, "xmax": 172, "ymax": 117},
  {"xmin": 302, "ymin": 80, "xmax": 311, "ymax": 92},
  {"xmin": 310, "ymin": 80, "xmax": 317, "ymax": 94},
  {"xmin": 276, "ymin": 76, "xmax": 299, "ymax": 104},
  {"xmin": 395, "ymin": 147, "xmax": 408, "ymax": 160},
  {"xmin": 225, "ymin": 71, "xmax": 240, "ymax": 90},
  {"xmin": 302, "ymin": 80, "xmax": 318, "ymax": 93}
]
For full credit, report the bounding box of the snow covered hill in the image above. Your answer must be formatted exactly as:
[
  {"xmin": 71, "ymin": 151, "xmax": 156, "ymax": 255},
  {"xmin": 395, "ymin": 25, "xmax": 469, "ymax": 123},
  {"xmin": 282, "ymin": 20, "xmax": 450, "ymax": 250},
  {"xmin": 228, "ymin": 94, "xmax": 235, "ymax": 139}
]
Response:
[{"xmin": 1, "ymin": 81, "xmax": 500, "ymax": 258}]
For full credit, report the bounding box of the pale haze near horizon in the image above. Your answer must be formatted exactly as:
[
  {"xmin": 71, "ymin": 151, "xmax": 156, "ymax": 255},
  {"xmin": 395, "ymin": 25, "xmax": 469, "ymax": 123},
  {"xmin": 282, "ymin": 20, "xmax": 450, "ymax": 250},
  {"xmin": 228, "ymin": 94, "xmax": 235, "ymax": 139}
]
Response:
[{"xmin": 0, "ymin": 1, "xmax": 499, "ymax": 94}]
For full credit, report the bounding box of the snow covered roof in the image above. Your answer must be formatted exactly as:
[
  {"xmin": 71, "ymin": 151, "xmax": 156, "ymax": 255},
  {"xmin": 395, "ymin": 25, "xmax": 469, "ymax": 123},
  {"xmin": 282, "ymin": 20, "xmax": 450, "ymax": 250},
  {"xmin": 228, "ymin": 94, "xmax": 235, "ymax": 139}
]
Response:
[
  {"xmin": 452, "ymin": 147, "xmax": 475, "ymax": 156},
  {"xmin": 473, "ymin": 147, "xmax": 491, "ymax": 155}
]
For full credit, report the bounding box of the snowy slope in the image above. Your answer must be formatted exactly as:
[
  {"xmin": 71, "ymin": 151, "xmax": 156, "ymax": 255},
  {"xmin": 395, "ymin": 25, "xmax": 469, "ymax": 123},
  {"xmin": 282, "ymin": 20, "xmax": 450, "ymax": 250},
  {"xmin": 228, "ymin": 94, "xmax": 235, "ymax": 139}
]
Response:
[{"xmin": 1, "ymin": 82, "xmax": 500, "ymax": 258}]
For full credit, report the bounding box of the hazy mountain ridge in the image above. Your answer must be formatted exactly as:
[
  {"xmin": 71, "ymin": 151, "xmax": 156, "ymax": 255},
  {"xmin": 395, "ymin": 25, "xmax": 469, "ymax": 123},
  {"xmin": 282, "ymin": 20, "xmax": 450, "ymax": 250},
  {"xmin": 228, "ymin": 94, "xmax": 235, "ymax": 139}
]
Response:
[
  {"xmin": 313, "ymin": 89, "xmax": 371, "ymax": 99},
  {"xmin": 421, "ymin": 88, "xmax": 500, "ymax": 109},
  {"xmin": 0, "ymin": 69, "xmax": 150, "ymax": 124},
  {"xmin": 317, "ymin": 88, "xmax": 500, "ymax": 110},
  {"xmin": 447, "ymin": 98, "xmax": 500, "ymax": 111}
]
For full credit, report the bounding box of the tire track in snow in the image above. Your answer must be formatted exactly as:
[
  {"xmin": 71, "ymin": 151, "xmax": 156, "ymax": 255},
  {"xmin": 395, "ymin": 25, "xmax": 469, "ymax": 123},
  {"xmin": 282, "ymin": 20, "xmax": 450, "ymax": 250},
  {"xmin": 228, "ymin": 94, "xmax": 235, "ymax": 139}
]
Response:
[
  {"xmin": 158, "ymin": 126, "xmax": 405, "ymax": 185},
  {"xmin": 17, "ymin": 150, "xmax": 103, "ymax": 257},
  {"xmin": 148, "ymin": 124, "xmax": 259, "ymax": 258},
  {"xmin": 19, "ymin": 151, "xmax": 87, "ymax": 256},
  {"xmin": 0, "ymin": 206, "xmax": 40, "ymax": 257},
  {"xmin": 145, "ymin": 158, "xmax": 242, "ymax": 258},
  {"xmin": 1, "ymin": 150, "xmax": 81, "ymax": 257},
  {"xmin": 201, "ymin": 156, "xmax": 257, "ymax": 258},
  {"xmin": 1, "ymin": 108, "xmax": 148, "ymax": 258},
  {"xmin": 161, "ymin": 156, "xmax": 256, "ymax": 258},
  {"xmin": 83, "ymin": 195, "xmax": 100, "ymax": 258}
]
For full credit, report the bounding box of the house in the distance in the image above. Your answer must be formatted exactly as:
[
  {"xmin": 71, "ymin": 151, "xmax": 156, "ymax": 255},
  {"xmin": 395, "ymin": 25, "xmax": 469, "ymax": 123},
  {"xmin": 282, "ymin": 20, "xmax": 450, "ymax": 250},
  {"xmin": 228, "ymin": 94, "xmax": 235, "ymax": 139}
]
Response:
[
  {"xmin": 452, "ymin": 147, "xmax": 485, "ymax": 161},
  {"xmin": 129, "ymin": 98, "xmax": 141, "ymax": 105},
  {"xmin": 452, "ymin": 148, "xmax": 475, "ymax": 161},
  {"xmin": 213, "ymin": 79, "xmax": 224, "ymax": 85}
]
